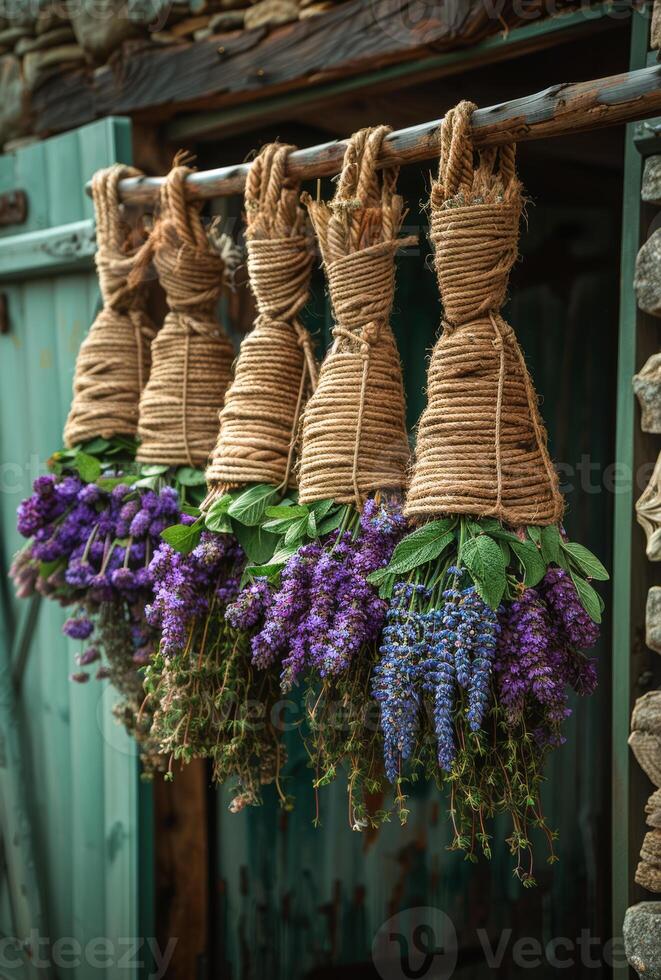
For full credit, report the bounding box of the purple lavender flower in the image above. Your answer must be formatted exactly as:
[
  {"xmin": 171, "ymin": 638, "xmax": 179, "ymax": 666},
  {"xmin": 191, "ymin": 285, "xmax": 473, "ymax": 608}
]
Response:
[
  {"xmin": 147, "ymin": 533, "xmax": 243, "ymax": 656},
  {"xmin": 372, "ymin": 583, "xmax": 425, "ymax": 782},
  {"xmin": 77, "ymin": 647, "xmax": 100, "ymax": 666},
  {"xmin": 542, "ymin": 568, "xmax": 600, "ymax": 650},
  {"xmin": 111, "ymin": 567, "xmax": 136, "ymax": 591},
  {"xmin": 63, "ymin": 615, "xmax": 94, "ymax": 640},
  {"xmin": 226, "ymin": 578, "xmax": 272, "ymax": 630},
  {"xmin": 129, "ymin": 509, "xmax": 151, "ymax": 538},
  {"xmin": 251, "ymin": 542, "xmax": 320, "ymax": 673}
]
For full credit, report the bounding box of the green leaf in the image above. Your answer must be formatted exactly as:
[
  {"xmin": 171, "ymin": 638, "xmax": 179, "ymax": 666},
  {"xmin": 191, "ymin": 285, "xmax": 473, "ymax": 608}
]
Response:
[
  {"xmin": 264, "ymin": 504, "xmax": 308, "ymax": 520},
  {"xmin": 381, "ymin": 520, "xmax": 455, "ymax": 576},
  {"xmin": 317, "ymin": 510, "xmax": 345, "ymax": 538},
  {"xmin": 132, "ymin": 475, "xmax": 159, "ymax": 490},
  {"xmin": 262, "ymin": 517, "xmax": 299, "ymax": 535},
  {"xmin": 160, "ymin": 521, "xmax": 203, "ymax": 555},
  {"xmin": 561, "ymin": 541, "xmax": 609, "ymax": 581},
  {"xmin": 497, "ymin": 539, "xmax": 511, "ymax": 565},
  {"xmin": 206, "ymin": 494, "xmax": 232, "ymax": 517},
  {"xmin": 307, "ymin": 511, "xmax": 317, "ymax": 538},
  {"xmin": 39, "ymin": 557, "xmax": 65, "ymax": 578},
  {"xmin": 175, "ymin": 466, "xmax": 207, "ymax": 487},
  {"xmin": 140, "ymin": 463, "xmax": 169, "ymax": 477},
  {"xmin": 569, "ymin": 570, "xmax": 602, "ymax": 624},
  {"xmin": 205, "ymin": 510, "xmax": 232, "ymax": 534},
  {"xmin": 234, "ymin": 522, "xmax": 279, "ymax": 565},
  {"xmin": 205, "ymin": 495, "xmax": 233, "ymax": 531},
  {"xmin": 468, "ymin": 518, "xmax": 517, "ymax": 541},
  {"xmin": 540, "ymin": 525, "xmax": 561, "ymax": 565},
  {"xmin": 244, "ymin": 562, "xmax": 283, "ymax": 582},
  {"xmin": 462, "ymin": 535, "xmax": 507, "ymax": 610},
  {"xmin": 527, "ymin": 526, "xmax": 542, "ymax": 545},
  {"xmin": 510, "ymin": 539, "xmax": 546, "ymax": 587},
  {"xmin": 284, "ymin": 517, "xmax": 308, "ymax": 546},
  {"xmin": 271, "ymin": 545, "xmax": 299, "ymax": 564},
  {"xmin": 378, "ymin": 574, "xmax": 396, "ymax": 600},
  {"xmin": 72, "ymin": 451, "xmax": 101, "ymax": 483},
  {"xmin": 180, "ymin": 503, "xmax": 201, "ymax": 518},
  {"xmin": 309, "ymin": 499, "xmax": 335, "ymax": 520},
  {"xmin": 80, "ymin": 437, "xmax": 111, "ymax": 454},
  {"xmin": 97, "ymin": 475, "xmax": 138, "ymax": 491},
  {"xmin": 227, "ymin": 484, "xmax": 279, "ymax": 526}
]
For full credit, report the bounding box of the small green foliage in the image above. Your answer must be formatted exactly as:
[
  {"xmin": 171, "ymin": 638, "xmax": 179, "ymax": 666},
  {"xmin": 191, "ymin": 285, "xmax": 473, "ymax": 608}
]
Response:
[
  {"xmin": 160, "ymin": 519, "xmax": 203, "ymax": 555},
  {"xmin": 461, "ymin": 534, "xmax": 507, "ymax": 610}
]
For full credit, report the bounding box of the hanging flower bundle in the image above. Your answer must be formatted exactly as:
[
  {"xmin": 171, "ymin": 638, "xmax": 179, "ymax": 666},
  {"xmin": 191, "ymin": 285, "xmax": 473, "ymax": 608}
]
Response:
[
  {"xmin": 224, "ymin": 127, "xmax": 414, "ymax": 826},
  {"xmin": 365, "ymin": 103, "xmax": 607, "ymax": 881},
  {"xmin": 143, "ymin": 144, "xmax": 319, "ymax": 808},
  {"xmin": 8, "ymin": 165, "xmax": 179, "ymax": 770},
  {"xmin": 11, "ymin": 109, "xmax": 610, "ymax": 875}
]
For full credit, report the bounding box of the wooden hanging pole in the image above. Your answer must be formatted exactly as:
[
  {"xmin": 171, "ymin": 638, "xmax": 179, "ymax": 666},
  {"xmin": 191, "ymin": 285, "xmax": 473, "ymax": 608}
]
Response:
[{"xmin": 94, "ymin": 65, "xmax": 661, "ymax": 205}]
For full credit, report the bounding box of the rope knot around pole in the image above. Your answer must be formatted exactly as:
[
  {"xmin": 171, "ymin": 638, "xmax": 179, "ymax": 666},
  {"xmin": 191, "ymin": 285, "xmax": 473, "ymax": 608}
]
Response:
[
  {"xmin": 204, "ymin": 143, "xmax": 318, "ymax": 501},
  {"xmin": 405, "ymin": 100, "xmax": 563, "ymax": 527},
  {"xmin": 136, "ymin": 158, "xmax": 235, "ymax": 469},
  {"xmin": 299, "ymin": 125, "xmax": 411, "ymax": 509},
  {"xmin": 63, "ymin": 164, "xmax": 156, "ymax": 449}
]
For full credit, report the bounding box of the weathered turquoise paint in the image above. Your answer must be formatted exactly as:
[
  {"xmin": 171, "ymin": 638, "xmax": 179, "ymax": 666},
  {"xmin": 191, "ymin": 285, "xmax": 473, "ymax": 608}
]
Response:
[{"xmin": 0, "ymin": 117, "xmax": 144, "ymax": 978}]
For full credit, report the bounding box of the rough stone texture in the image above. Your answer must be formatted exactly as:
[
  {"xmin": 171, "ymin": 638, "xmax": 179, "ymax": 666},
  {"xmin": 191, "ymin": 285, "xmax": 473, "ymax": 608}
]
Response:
[
  {"xmin": 648, "ymin": 588, "xmax": 661, "ymax": 654},
  {"xmin": 643, "ymin": 157, "xmax": 661, "ymax": 205},
  {"xmin": 0, "ymin": 54, "xmax": 30, "ymax": 146},
  {"xmin": 630, "ymin": 692, "xmax": 661, "ymax": 787},
  {"xmin": 0, "ymin": 25, "xmax": 33, "ymax": 45},
  {"xmin": 299, "ymin": 1, "xmax": 333, "ymax": 16},
  {"xmin": 15, "ymin": 27, "xmax": 76, "ymax": 54},
  {"xmin": 635, "ymin": 354, "xmax": 661, "ymax": 433},
  {"xmin": 35, "ymin": 9, "xmax": 69, "ymax": 34},
  {"xmin": 636, "ymin": 231, "xmax": 661, "ymax": 318},
  {"xmin": 169, "ymin": 14, "xmax": 210, "ymax": 35},
  {"xmin": 244, "ymin": 0, "xmax": 299, "ymax": 29},
  {"xmin": 648, "ymin": 789, "xmax": 661, "ymax": 828},
  {"xmin": 636, "ymin": 452, "xmax": 661, "ymax": 560},
  {"xmin": 69, "ymin": 0, "xmax": 147, "ymax": 62},
  {"xmin": 23, "ymin": 45, "xmax": 86, "ymax": 91},
  {"xmin": 624, "ymin": 903, "xmax": 661, "ymax": 978},
  {"xmin": 208, "ymin": 9, "xmax": 245, "ymax": 29}
]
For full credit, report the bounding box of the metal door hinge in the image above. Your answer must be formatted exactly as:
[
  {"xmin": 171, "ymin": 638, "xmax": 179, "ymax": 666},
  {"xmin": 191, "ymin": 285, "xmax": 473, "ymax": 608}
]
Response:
[
  {"xmin": 0, "ymin": 294, "xmax": 9, "ymax": 334},
  {"xmin": 0, "ymin": 190, "xmax": 27, "ymax": 228}
]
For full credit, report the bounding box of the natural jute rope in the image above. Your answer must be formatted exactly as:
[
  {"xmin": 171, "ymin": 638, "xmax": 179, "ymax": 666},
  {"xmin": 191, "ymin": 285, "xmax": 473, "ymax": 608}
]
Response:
[
  {"xmin": 136, "ymin": 158, "xmax": 235, "ymax": 468},
  {"xmin": 63, "ymin": 165, "xmax": 156, "ymax": 448},
  {"xmin": 299, "ymin": 126, "xmax": 411, "ymax": 507},
  {"xmin": 204, "ymin": 143, "xmax": 317, "ymax": 502},
  {"xmin": 405, "ymin": 101, "xmax": 563, "ymax": 527}
]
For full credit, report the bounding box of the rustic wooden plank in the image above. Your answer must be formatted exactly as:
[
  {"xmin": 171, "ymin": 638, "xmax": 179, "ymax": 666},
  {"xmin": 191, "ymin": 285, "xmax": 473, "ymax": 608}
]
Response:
[
  {"xmin": 168, "ymin": 5, "xmax": 619, "ymax": 143},
  {"xmin": 31, "ymin": 0, "xmax": 539, "ymax": 138},
  {"xmin": 153, "ymin": 760, "xmax": 209, "ymax": 979},
  {"xmin": 108, "ymin": 64, "xmax": 661, "ymax": 204}
]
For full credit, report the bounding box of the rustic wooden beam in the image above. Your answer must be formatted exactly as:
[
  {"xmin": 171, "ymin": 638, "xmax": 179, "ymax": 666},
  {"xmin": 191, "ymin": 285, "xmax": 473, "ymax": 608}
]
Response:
[
  {"xmin": 32, "ymin": 0, "xmax": 528, "ymax": 138},
  {"xmin": 166, "ymin": 5, "xmax": 618, "ymax": 144},
  {"xmin": 107, "ymin": 64, "xmax": 661, "ymax": 204}
]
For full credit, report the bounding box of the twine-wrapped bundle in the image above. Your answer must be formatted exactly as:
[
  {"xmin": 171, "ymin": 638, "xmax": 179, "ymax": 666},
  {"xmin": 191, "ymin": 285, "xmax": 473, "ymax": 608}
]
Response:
[
  {"xmin": 204, "ymin": 143, "xmax": 317, "ymax": 500},
  {"xmin": 136, "ymin": 160, "xmax": 235, "ymax": 468},
  {"xmin": 405, "ymin": 102, "xmax": 563, "ymax": 526},
  {"xmin": 299, "ymin": 126, "xmax": 411, "ymax": 507},
  {"xmin": 63, "ymin": 165, "xmax": 156, "ymax": 448}
]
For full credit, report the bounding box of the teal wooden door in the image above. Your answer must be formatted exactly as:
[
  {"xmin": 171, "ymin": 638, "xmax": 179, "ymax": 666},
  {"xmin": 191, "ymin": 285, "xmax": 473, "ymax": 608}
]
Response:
[{"xmin": 0, "ymin": 118, "xmax": 142, "ymax": 979}]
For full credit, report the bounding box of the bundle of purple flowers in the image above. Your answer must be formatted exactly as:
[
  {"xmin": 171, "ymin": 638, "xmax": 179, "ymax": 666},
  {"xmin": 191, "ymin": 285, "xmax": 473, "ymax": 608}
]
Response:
[
  {"xmin": 227, "ymin": 497, "xmax": 406, "ymax": 690},
  {"xmin": 11, "ymin": 467, "xmax": 189, "ymax": 772}
]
